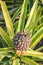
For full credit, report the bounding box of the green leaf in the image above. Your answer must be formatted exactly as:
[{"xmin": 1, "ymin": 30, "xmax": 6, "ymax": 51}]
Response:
[
  {"xmin": 13, "ymin": 59, "xmax": 20, "ymax": 65},
  {"xmin": 41, "ymin": 0, "xmax": 43, "ymax": 3},
  {"xmin": 21, "ymin": 57, "xmax": 39, "ymax": 65},
  {"xmin": 0, "ymin": 7, "xmax": 19, "ymax": 20},
  {"xmin": 38, "ymin": 23, "xmax": 43, "ymax": 29},
  {"xmin": 0, "ymin": 1, "xmax": 14, "ymax": 39},
  {"xmin": 0, "ymin": 47, "xmax": 13, "ymax": 52},
  {"xmin": 13, "ymin": 20, "xmax": 19, "ymax": 34},
  {"xmin": 20, "ymin": 50, "xmax": 43, "ymax": 60},
  {"xmin": 39, "ymin": 15, "xmax": 43, "ymax": 24},
  {"xmin": 17, "ymin": 0, "xmax": 28, "ymax": 33},
  {"xmin": 12, "ymin": 6, "xmax": 21, "ymax": 22},
  {"xmin": 0, "ymin": 48, "xmax": 14, "ymax": 58},
  {"xmin": 30, "ymin": 27, "xmax": 43, "ymax": 49},
  {"xmin": 29, "ymin": 0, "xmax": 33, "ymax": 11},
  {"xmin": 0, "ymin": 47, "xmax": 14, "ymax": 56},
  {"xmin": 25, "ymin": 0, "xmax": 38, "ymax": 30},
  {"xmin": 0, "ymin": 27, "xmax": 13, "ymax": 47},
  {"xmin": 0, "ymin": 55, "xmax": 5, "ymax": 62},
  {"xmin": 36, "ymin": 46, "xmax": 43, "ymax": 51},
  {"xmin": 29, "ymin": 6, "xmax": 42, "ymax": 31}
]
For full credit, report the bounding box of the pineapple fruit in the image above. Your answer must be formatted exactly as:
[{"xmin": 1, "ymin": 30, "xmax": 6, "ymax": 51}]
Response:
[{"xmin": 13, "ymin": 30, "xmax": 31, "ymax": 51}]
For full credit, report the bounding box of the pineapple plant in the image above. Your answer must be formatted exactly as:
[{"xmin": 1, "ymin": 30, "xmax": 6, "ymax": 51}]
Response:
[
  {"xmin": 0, "ymin": 0, "xmax": 43, "ymax": 65},
  {"xmin": 13, "ymin": 30, "xmax": 31, "ymax": 51}
]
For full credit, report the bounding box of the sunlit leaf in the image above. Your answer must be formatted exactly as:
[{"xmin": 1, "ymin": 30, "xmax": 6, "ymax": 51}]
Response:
[
  {"xmin": 0, "ymin": 1, "xmax": 14, "ymax": 39},
  {"xmin": 0, "ymin": 27, "xmax": 13, "ymax": 47},
  {"xmin": 16, "ymin": 50, "xmax": 43, "ymax": 60},
  {"xmin": 13, "ymin": 59, "xmax": 20, "ymax": 65},
  {"xmin": 30, "ymin": 27, "xmax": 43, "ymax": 49},
  {"xmin": 21, "ymin": 57, "xmax": 39, "ymax": 65},
  {"xmin": 25, "ymin": 0, "xmax": 38, "ymax": 30},
  {"xmin": 12, "ymin": 6, "xmax": 21, "ymax": 22},
  {"xmin": 0, "ymin": 55, "xmax": 5, "ymax": 62},
  {"xmin": 36, "ymin": 46, "xmax": 43, "ymax": 51},
  {"xmin": 17, "ymin": 0, "xmax": 28, "ymax": 33}
]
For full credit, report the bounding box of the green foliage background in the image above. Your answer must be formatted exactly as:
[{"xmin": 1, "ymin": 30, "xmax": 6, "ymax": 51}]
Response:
[{"xmin": 0, "ymin": 0, "xmax": 43, "ymax": 65}]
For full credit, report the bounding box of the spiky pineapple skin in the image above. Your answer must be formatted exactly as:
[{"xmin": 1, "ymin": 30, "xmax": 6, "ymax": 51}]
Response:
[{"xmin": 13, "ymin": 31, "xmax": 31, "ymax": 51}]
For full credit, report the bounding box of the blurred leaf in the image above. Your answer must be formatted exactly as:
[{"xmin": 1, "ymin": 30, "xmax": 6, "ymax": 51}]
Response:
[
  {"xmin": 39, "ymin": 15, "xmax": 43, "ymax": 24},
  {"xmin": 21, "ymin": 57, "xmax": 39, "ymax": 65},
  {"xmin": 29, "ymin": 0, "xmax": 33, "ymax": 11},
  {"xmin": 0, "ymin": 55, "xmax": 5, "ymax": 62},
  {"xmin": 26, "ymin": 6, "xmax": 42, "ymax": 32},
  {"xmin": 13, "ymin": 21, "xmax": 18, "ymax": 27},
  {"xmin": 0, "ymin": 36, "xmax": 8, "ymax": 47},
  {"xmin": 17, "ymin": 0, "xmax": 28, "ymax": 33},
  {"xmin": 13, "ymin": 20, "xmax": 18, "ymax": 34},
  {"xmin": 1, "ymin": 56, "xmax": 10, "ymax": 62},
  {"xmin": 30, "ymin": 27, "xmax": 43, "ymax": 49},
  {"xmin": 16, "ymin": 50, "xmax": 43, "ymax": 60},
  {"xmin": 13, "ymin": 59, "xmax": 20, "ymax": 65},
  {"xmin": 25, "ymin": 0, "xmax": 38, "ymax": 30},
  {"xmin": 38, "ymin": 23, "xmax": 43, "ymax": 29},
  {"xmin": 0, "ymin": 47, "xmax": 13, "ymax": 52},
  {"xmin": 0, "ymin": 1, "xmax": 14, "ymax": 39},
  {"xmin": 0, "ymin": 27, "xmax": 13, "ymax": 47},
  {"xmin": 25, "ymin": 6, "xmax": 42, "ymax": 31},
  {"xmin": 0, "ymin": 7, "xmax": 19, "ymax": 20},
  {"xmin": 12, "ymin": 6, "xmax": 21, "ymax": 22},
  {"xmin": 36, "ymin": 46, "xmax": 43, "ymax": 51}
]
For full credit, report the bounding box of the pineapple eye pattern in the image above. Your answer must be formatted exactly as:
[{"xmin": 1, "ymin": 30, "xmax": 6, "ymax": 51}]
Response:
[
  {"xmin": 13, "ymin": 31, "xmax": 31, "ymax": 51},
  {"xmin": 38, "ymin": 0, "xmax": 43, "ymax": 7}
]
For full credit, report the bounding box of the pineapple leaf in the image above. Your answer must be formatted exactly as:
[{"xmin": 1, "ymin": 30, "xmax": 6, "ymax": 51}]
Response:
[
  {"xmin": 30, "ymin": 27, "xmax": 43, "ymax": 49},
  {"xmin": 12, "ymin": 6, "xmax": 21, "ymax": 22},
  {"xmin": 21, "ymin": 57, "xmax": 39, "ymax": 65},
  {"xmin": 17, "ymin": 0, "xmax": 28, "ymax": 33},
  {"xmin": 25, "ymin": 0, "xmax": 38, "ymax": 30},
  {"xmin": 28, "ymin": 6, "xmax": 42, "ymax": 31},
  {"xmin": 0, "ymin": 1, "xmax": 14, "ymax": 39},
  {"xmin": 0, "ymin": 55, "xmax": 5, "ymax": 62},
  {"xmin": 16, "ymin": 50, "xmax": 43, "ymax": 60},
  {"xmin": 13, "ymin": 59, "xmax": 20, "ymax": 65},
  {"xmin": 0, "ymin": 27, "xmax": 13, "ymax": 47},
  {"xmin": 36, "ymin": 46, "xmax": 43, "ymax": 51}
]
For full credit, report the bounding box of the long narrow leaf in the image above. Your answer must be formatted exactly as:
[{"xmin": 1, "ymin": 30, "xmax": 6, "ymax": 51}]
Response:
[
  {"xmin": 0, "ymin": 1, "xmax": 14, "ymax": 39},
  {"xmin": 25, "ymin": 0, "xmax": 38, "ymax": 30},
  {"xmin": 27, "ymin": 6, "xmax": 42, "ymax": 31},
  {"xmin": 17, "ymin": 0, "xmax": 28, "ymax": 33},
  {"xmin": 0, "ymin": 27, "xmax": 13, "ymax": 47},
  {"xmin": 17, "ymin": 50, "xmax": 43, "ymax": 60},
  {"xmin": 0, "ymin": 47, "xmax": 13, "ymax": 52},
  {"xmin": 12, "ymin": 6, "xmax": 21, "ymax": 22},
  {"xmin": 0, "ymin": 55, "xmax": 5, "ymax": 62},
  {"xmin": 13, "ymin": 59, "xmax": 20, "ymax": 65},
  {"xmin": 36, "ymin": 46, "xmax": 43, "ymax": 51},
  {"xmin": 21, "ymin": 57, "xmax": 39, "ymax": 65},
  {"xmin": 30, "ymin": 27, "xmax": 43, "ymax": 49}
]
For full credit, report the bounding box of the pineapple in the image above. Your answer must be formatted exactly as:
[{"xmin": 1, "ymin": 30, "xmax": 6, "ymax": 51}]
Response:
[{"xmin": 13, "ymin": 30, "xmax": 31, "ymax": 51}]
